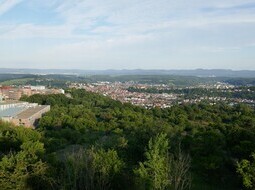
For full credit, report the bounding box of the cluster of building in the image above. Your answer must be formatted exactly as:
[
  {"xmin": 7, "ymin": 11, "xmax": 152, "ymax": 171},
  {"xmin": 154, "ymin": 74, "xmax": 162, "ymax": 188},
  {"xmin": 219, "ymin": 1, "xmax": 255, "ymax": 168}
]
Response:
[
  {"xmin": 196, "ymin": 82, "xmax": 235, "ymax": 89},
  {"xmin": 70, "ymin": 82, "xmax": 179, "ymax": 108},
  {"xmin": 182, "ymin": 96, "xmax": 227, "ymax": 104},
  {"xmin": 0, "ymin": 100, "xmax": 50, "ymax": 128},
  {"xmin": 0, "ymin": 85, "xmax": 64, "ymax": 100},
  {"xmin": 0, "ymin": 85, "xmax": 63, "ymax": 128},
  {"xmin": 70, "ymin": 81, "xmax": 255, "ymax": 108}
]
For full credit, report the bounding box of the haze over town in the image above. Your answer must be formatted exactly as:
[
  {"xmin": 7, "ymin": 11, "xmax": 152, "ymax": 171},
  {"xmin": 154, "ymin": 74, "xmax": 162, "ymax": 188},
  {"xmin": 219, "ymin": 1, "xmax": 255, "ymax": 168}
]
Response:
[{"xmin": 0, "ymin": 0, "xmax": 255, "ymax": 70}]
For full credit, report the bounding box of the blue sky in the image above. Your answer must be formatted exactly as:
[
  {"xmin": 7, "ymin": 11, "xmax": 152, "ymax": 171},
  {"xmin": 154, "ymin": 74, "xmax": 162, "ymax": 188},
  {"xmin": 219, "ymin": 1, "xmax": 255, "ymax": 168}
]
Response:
[{"xmin": 0, "ymin": 0, "xmax": 255, "ymax": 70}]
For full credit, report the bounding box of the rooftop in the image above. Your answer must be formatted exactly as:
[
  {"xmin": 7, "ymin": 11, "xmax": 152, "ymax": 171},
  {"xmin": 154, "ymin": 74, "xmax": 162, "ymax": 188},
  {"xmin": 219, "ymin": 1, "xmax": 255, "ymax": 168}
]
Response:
[
  {"xmin": 15, "ymin": 105, "xmax": 50, "ymax": 119},
  {"xmin": 0, "ymin": 106, "xmax": 27, "ymax": 117},
  {"xmin": 0, "ymin": 100, "xmax": 24, "ymax": 105}
]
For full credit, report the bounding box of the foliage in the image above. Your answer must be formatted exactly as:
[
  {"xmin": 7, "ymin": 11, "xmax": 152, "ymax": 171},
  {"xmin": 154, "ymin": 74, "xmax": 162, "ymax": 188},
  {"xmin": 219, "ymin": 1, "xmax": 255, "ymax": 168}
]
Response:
[
  {"xmin": 237, "ymin": 152, "xmax": 255, "ymax": 189},
  {"xmin": 135, "ymin": 133, "xmax": 170, "ymax": 190},
  {"xmin": 1, "ymin": 89, "xmax": 255, "ymax": 189},
  {"xmin": 59, "ymin": 147, "xmax": 123, "ymax": 190},
  {"xmin": 135, "ymin": 134, "xmax": 191, "ymax": 190},
  {"xmin": 0, "ymin": 122, "xmax": 52, "ymax": 190}
]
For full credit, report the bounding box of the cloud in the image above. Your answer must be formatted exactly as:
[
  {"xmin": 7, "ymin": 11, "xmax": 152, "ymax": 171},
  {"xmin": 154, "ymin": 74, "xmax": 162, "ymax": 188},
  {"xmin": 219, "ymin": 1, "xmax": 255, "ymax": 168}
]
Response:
[
  {"xmin": 1, "ymin": 0, "xmax": 255, "ymax": 40},
  {"xmin": 0, "ymin": 0, "xmax": 255, "ymax": 69},
  {"xmin": 0, "ymin": 23, "xmax": 74, "ymax": 39},
  {"xmin": 0, "ymin": 0, "xmax": 23, "ymax": 16}
]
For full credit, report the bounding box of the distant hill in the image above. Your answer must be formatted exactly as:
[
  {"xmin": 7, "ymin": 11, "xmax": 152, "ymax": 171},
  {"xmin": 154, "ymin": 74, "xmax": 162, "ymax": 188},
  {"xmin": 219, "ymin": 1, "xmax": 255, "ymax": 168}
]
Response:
[{"xmin": 0, "ymin": 68, "xmax": 255, "ymax": 78}]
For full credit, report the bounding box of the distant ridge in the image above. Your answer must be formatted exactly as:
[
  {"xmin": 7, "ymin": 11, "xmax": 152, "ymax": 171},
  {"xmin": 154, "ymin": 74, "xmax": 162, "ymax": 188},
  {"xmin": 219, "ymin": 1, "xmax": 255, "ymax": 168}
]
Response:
[{"xmin": 0, "ymin": 68, "xmax": 255, "ymax": 78}]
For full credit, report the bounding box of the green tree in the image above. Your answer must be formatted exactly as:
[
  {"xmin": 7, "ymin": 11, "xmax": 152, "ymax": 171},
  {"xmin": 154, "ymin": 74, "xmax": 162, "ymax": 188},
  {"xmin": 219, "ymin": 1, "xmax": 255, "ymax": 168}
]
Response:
[
  {"xmin": 237, "ymin": 152, "xmax": 255, "ymax": 189},
  {"xmin": 60, "ymin": 147, "xmax": 124, "ymax": 190},
  {"xmin": 135, "ymin": 134, "xmax": 191, "ymax": 190},
  {"xmin": 0, "ymin": 141, "xmax": 51, "ymax": 190},
  {"xmin": 135, "ymin": 133, "xmax": 170, "ymax": 190},
  {"xmin": 92, "ymin": 148, "xmax": 124, "ymax": 190}
]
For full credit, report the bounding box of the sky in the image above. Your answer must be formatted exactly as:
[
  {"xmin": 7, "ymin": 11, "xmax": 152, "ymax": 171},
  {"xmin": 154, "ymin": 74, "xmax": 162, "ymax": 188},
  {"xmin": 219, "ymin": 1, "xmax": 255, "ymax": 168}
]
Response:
[{"xmin": 0, "ymin": 0, "xmax": 255, "ymax": 70}]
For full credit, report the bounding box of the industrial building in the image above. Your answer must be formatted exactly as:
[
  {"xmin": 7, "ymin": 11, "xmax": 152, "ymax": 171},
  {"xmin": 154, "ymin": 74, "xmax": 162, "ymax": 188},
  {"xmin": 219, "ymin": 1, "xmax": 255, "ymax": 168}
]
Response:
[
  {"xmin": 0, "ymin": 100, "xmax": 50, "ymax": 128},
  {"xmin": 11, "ymin": 105, "xmax": 50, "ymax": 127}
]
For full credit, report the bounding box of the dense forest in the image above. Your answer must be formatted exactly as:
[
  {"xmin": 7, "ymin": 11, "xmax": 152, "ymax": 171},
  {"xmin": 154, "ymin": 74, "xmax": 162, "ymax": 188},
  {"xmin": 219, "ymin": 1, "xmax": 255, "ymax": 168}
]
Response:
[{"xmin": 1, "ymin": 89, "xmax": 255, "ymax": 189}]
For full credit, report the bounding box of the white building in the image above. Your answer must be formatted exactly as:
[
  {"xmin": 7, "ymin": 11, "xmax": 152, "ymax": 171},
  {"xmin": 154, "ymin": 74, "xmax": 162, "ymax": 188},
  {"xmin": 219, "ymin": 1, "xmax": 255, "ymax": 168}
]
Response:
[{"xmin": 31, "ymin": 86, "xmax": 46, "ymax": 90}]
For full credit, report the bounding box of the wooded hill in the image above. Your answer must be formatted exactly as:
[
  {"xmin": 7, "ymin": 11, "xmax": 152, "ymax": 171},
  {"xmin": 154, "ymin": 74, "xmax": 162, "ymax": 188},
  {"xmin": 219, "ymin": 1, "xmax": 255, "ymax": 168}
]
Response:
[{"xmin": 1, "ymin": 89, "xmax": 255, "ymax": 189}]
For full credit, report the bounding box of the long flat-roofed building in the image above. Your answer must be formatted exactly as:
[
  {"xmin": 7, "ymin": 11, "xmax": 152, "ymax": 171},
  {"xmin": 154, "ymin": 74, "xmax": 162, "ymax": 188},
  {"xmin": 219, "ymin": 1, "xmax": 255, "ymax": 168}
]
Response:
[
  {"xmin": 0, "ymin": 100, "xmax": 28, "ymax": 111},
  {"xmin": 0, "ymin": 106, "xmax": 28, "ymax": 122},
  {"xmin": 11, "ymin": 105, "xmax": 50, "ymax": 128},
  {"xmin": 0, "ymin": 100, "xmax": 50, "ymax": 128}
]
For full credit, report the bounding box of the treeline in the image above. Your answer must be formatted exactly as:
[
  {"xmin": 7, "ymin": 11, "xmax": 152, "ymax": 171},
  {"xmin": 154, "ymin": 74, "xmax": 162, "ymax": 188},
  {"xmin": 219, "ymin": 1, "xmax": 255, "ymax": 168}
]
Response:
[
  {"xmin": 0, "ymin": 74, "xmax": 36, "ymax": 83},
  {"xmin": 1, "ymin": 89, "xmax": 255, "ymax": 189},
  {"xmin": 128, "ymin": 86, "xmax": 255, "ymax": 100},
  {"xmin": 225, "ymin": 78, "xmax": 255, "ymax": 86}
]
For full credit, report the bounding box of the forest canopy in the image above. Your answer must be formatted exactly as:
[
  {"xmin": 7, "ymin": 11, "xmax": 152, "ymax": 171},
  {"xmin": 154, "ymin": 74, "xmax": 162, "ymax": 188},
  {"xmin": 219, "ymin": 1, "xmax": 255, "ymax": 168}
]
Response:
[{"xmin": 0, "ymin": 89, "xmax": 255, "ymax": 189}]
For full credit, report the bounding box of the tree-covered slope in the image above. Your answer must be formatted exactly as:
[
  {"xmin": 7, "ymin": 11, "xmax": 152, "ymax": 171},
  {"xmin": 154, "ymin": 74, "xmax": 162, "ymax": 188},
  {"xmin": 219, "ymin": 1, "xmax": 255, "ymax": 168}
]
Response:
[{"xmin": 1, "ymin": 89, "xmax": 255, "ymax": 189}]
